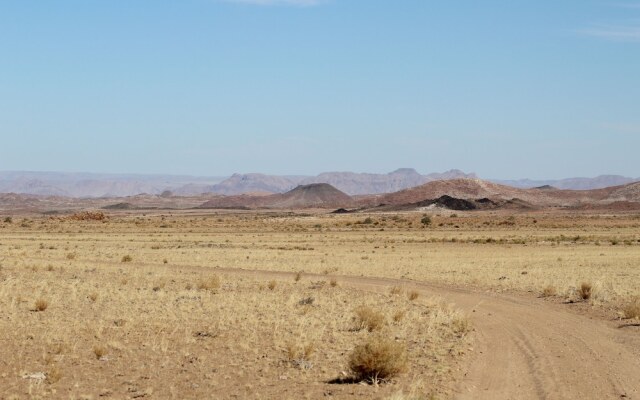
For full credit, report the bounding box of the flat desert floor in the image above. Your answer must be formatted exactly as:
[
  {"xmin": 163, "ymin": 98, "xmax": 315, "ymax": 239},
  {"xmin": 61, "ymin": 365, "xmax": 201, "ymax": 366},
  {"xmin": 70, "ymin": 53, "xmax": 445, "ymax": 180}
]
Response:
[{"xmin": 1, "ymin": 210, "xmax": 639, "ymax": 399}]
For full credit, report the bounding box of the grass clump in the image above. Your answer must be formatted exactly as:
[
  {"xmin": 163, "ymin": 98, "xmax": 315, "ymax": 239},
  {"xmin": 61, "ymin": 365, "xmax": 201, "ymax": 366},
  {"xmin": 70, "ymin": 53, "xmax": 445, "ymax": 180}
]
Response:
[
  {"xmin": 34, "ymin": 298, "xmax": 48, "ymax": 311},
  {"xmin": 294, "ymin": 271, "xmax": 303, "ymax": 282},
  {"xmin": 121, "ymin": 255, "xmax": 132, "ymax": 263},
  {"xmin": 93, "ymin": 345, "xmax": 107, "ymax": 360},
  {"xmin": 541, "ymin": 285, "xmax": 557, "ymax": 297},
  {"xmin": 268, "ymin": 280, "xmax": 277, "ymax": 290},
  {"xmin": 197, "ymin": 275, "xmax": 221, "ymax": 291},
  {"xmin": 354, "ymin": 306, "xmax": 385, "ymax": 332},
  {"xmin": 408, "ymin": 290, "xmax": 419, "ymax": 301},
  {"xmin": 578, "ymin": 282, "xmax": 592, "ymax": 300},
  {"xmin": 348, "ymin": 336, "xmax": 407, "ymax": 384},
  {"xmin": 623, "ymin": 296, "xmax": 640, "ymax": 320}
]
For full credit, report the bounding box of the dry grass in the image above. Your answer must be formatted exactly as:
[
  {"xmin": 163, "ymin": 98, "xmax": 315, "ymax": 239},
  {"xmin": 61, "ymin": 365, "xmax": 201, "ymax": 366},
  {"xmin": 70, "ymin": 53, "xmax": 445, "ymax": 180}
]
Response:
[
  {"xmin": 34, "ymin": 298, "xmax": 48, "ymax": 312},
  {"xmin": 354, "ymin": 306, "xmax": 386, "ymax": 332},
  {"xmin": 268, "ymin": 280, "xmax": 277, "ymax": 290},
  {"xmin": 578, "ymin": 282, "xmax": 593, "ymax": 300},
  {"xmin": 622, "ymin": 296, "xmax": 640, "ymax": 320},
  {"xmin": 0, "ymin": 263, "xmax": 469, "ymax": 398},
  {"xmin": 348, "ymin": 335, "xmax": 408, "ymax": 384},
  {"xmin": 92, "ymin": 345, "xmax": 107, "ymax": 360},
  {"xmin": 197, "ymin": 275, "xmax": 221, "ymax": 291},
  {"xmin": 121, "ymin": 254, "xmax": 132, "ymax": 263},
  {"xmin": 408, "ymin": 290, "xmax": 419, "ymax": 301},
  {"xmin": 541, "ymin": 285, "xmax": 557, "ymax": 297},
  {"xmin": 2, "ymin": 210, "xmax": 638, "ymax": 397}
]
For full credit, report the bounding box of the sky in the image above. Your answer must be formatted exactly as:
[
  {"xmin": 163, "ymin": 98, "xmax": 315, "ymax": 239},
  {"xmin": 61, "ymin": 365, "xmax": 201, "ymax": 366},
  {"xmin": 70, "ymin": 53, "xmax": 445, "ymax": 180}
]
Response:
[{"xmin": 1, "ymin": 0, "xmax": 639, "ymax": 179}]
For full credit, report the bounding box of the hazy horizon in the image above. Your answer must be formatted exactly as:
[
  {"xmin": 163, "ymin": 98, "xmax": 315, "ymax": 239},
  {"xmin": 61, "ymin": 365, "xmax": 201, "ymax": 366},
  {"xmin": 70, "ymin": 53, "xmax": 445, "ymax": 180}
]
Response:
[{"xmin": 2, "ymin": 1, "xmax": 638, "ymax": 179}]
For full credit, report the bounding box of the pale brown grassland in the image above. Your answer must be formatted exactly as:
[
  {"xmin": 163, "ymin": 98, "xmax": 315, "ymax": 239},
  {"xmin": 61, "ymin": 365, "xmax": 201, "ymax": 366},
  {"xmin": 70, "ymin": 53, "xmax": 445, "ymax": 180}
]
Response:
[{"xmin": 0, "ymin": 210, "xmax": 639, "ymax": 398}]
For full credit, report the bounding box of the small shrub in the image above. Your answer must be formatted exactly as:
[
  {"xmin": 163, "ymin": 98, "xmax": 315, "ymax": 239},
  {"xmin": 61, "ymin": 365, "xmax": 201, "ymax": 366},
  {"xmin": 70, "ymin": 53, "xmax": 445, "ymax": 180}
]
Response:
[
  {"xmin": 298, "ymin": 296, "xmax": 315, "ymax": 306},
  {"xmin": 46, "ymin": 366, "xmax": 62, "ymax": 384},
  {"xmin": 88, "ymin": 292, "xmax": 98, "ymax": 302},
  {"xmin": 408, "ymin": 290, "xmax": 419, "ymax": 301},
  {"xmin": 93, "ymin": 345, "xmax": 107, "ymax": 360},
  {"xmin": 35, "ymin": 298, "xmax": 48, "ymax": 311},
  {"xmin": 66, "ymin": 253, "xmax": 76, "ymax": 260},
  {"xmin": 392, "ymin": 310, "xmax": 406, "ymax": 323},
  {"xmin": 4, "ymin": 216, "xmax": 12, "ymax": 223},
  {"xmin": 286, "ymin": 341, "xmax": 315, "ymax": 362},
  {"xmin": 451, "ymin": 315, "xmax": 471, "ymax": 336},
  {"xmin": 541, "ymin": 285, "xmax": 557, "ymax": 297},
  {"xmin": 578, "ymin": 282, "xmax": 592, "ymax": 300},
  {"xmin": 348, "ymin": 336, "xmax": 407, "ymax": 384},
  {"xmin": 329, "ymin": 277, "xmax": 338, "ymax": 287},
  {"xmin": 197, "ymin": 275, "xmax": 221, "ymax": 291},
  {"xmin": 363, "ymin": 217, "xmax": 373, "ymax": 224},
  {"xmin": 354, "ymin": 306, "xmax": 385, "ymax": 332},
  {"xmin": 389, "ymin": 286, "xmax": 402, "ymax": 296},
  {"xmin": 623, "ymin": 296, "xmax": 640, "ymax": 320},
  {"xmin": 420, "ymin": 215, "xmax": 432, "ymax": 227},
  {"xmin": 268, "ymin": 280, "xmax": 277, "ymax": 290},
  {"xmin": 121, "ymin": 255, "xmax": 132, "ymax": 263},
  {"xmin": 294, "ymin": 271, "xmax": 303, "ymax": 282}
]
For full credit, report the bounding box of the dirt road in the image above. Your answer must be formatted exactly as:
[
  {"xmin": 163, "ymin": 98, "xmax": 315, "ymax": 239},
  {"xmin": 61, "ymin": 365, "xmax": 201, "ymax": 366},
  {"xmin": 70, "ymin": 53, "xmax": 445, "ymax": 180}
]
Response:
[{"xmin": 217, "ymin": 267, "xmax": 640, "ymax": 400}]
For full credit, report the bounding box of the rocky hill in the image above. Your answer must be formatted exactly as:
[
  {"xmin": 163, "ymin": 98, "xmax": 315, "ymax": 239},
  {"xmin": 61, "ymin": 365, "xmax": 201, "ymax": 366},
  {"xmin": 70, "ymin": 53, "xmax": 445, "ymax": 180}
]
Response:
[{"xmin": 199, "ymin": 183, "xmax": 354, "ymax": 209}]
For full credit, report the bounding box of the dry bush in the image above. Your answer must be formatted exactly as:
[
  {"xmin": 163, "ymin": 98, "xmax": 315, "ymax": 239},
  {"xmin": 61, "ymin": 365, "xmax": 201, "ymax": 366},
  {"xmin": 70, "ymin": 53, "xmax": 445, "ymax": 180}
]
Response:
[
  {"xmin": 294, "ymin": 271, "xmax": 302, "ymax": 282},
  {"xmin": 541, "ymin": 285, "xmax": 557, "ymax": 297},
  {"xmin": 93, "ymin": 345, "xmax": 107, "ymax": 360},
  {"xmin": 389, "ymin": 286, "xmax": 402, "ymax": 296},
  {"xmin": 354, "ymin": 306, "xmax": 386, "ymax": 332},
  {"xmin": 392, "ymin": 310, "xmax": 406, "ymax": 323},
  {"xmin": 451, "ymin": 314, "xmax": 471, "ymax": 336},
  {"xmin": 88, "ymin": 292, "xmax": 98, "ymax": 302},
  {"xmin": 348, "ymin": 336, "xmax": 407, "ymax": 384},
  {"xmin": 46, "ymin": 366, "xmax": 62, "ymax": 384},
  {"xmin": 197, "ymin": 275, "xmax": 221, "ymax": 291},
  {"xmin": 121, "ymin": 255, "xmax": 132, "ymax": 263},
  {"xmin": 35, "ymin": 298, "xmax": 48, "ymax": 311},
  {"xmin": 329, "ymin": 277, "xmax": 338, "ymax": 287},
  {"xmin": 268, "ymin": 280, "xmax": 277, "ymax": 290},
  {"xmin": 66, "ymin": 253, "xmax": 76, "ymax": 260},
  {"xmin": 408, "ymin": 290, "xmax": 419, "ymax": 301},
  {"xmin": 578, "ymin": 282, "xmax": 592, "ymax": 300},
  {"xmin": 285, "ymin": 341, "xmax": 315, "ymax": 362},
  {"xmin": 623, "ymin": 296, "xmax": 640, "ymax": 320}
]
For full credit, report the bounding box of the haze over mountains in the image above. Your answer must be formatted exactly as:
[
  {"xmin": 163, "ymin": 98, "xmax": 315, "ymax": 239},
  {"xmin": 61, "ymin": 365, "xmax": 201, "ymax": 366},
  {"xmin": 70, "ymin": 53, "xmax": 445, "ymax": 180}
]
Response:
[{"xmin": 0, "ymin": 169, "xmax": 637, "ymax": 198}]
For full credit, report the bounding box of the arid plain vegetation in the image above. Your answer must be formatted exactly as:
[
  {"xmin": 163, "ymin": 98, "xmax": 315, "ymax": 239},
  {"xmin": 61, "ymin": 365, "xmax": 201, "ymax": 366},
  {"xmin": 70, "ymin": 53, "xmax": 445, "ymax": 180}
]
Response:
[{"xmin": 1, "ymin": 209, "xmax": 639, "ymax": 399}]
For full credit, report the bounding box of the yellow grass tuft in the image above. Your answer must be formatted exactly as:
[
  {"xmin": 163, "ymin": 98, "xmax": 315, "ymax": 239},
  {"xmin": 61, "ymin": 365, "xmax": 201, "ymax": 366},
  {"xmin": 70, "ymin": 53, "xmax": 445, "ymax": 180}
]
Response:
[
  {"xmin": 623, "ymin": 296, "xmax": 640, "ymax": 320},
  {"xmin": 578, "ymin": 282, "xmax": 592, "ymax": 300},
  {"xmin": 35, "ymin": 298, "xmax": 48, "ymax": 311},
  {"xmin": 354, "ymin": 306, "xmax": 385, "ymax": 332},
  {"xmin": 197, "ymin": 275, "xmax": 221, "ymax": 291}
]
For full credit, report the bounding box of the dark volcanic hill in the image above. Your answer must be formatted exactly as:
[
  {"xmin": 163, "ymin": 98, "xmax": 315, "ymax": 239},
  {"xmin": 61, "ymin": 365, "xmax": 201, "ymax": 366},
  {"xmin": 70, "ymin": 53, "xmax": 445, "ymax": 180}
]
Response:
[
  {"xmin": 199, "ymin": 183, "xmax": 354, "ymax": 209},
  {"xmin": 356, "ymin": 178, "xmax": 640, "ymax": 209}
]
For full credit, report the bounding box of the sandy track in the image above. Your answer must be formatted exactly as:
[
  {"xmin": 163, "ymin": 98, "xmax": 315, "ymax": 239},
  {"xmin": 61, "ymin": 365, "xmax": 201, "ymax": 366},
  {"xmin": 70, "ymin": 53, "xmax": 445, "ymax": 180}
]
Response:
[{"xmin": 216, "ymin": 267, "xmax": 640, "ymax": 400}]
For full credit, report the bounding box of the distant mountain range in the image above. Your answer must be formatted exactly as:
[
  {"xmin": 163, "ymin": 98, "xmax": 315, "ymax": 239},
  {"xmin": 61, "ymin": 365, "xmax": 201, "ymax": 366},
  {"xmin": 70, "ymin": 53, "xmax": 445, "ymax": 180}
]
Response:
[
  {"xmin": 490, "ymin": 175, "xmax": 638, "ymax": 190},
  {"xmin": 0, "ymin": 170, "xmax": 637, "ymax": 198}
]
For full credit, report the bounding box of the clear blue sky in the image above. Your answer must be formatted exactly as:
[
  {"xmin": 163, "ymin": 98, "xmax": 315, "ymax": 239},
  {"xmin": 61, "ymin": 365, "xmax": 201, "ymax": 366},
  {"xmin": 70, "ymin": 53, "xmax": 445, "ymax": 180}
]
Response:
[{"xmin": 1, "ymin": 0, "xmax": 639, "ymax": 179}]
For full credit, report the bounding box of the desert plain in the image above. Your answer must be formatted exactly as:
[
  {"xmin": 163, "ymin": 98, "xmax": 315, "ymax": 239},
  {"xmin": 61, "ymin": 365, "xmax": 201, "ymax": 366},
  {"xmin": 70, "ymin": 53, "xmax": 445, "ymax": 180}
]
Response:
[{"xmin": 1, "ymin": 209, "xmax": 639, "ymax": 399}]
